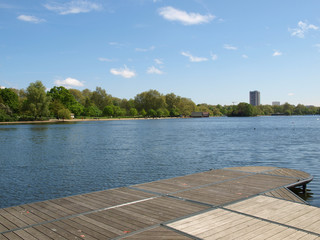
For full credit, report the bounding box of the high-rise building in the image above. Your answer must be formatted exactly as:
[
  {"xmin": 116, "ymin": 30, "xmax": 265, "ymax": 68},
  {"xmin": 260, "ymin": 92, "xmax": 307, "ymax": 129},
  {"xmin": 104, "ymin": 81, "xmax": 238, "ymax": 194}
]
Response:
[
  {"xmin": 272, "ymin": 101, "xmax": 280, "ymax": 106},
  {"xmin": 250, "ymin": 91, "xmax": 260, "ymax": 106}
]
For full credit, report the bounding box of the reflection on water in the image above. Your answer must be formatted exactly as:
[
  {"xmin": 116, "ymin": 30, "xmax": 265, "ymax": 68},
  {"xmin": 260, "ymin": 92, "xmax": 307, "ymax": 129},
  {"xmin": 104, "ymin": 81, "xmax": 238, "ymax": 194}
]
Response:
[
  {"xmin": 0, "ymin": 116, "xmax": 320, "ymax": 209},
  {"xmin": 290, "ymin": 187, "xmax": 314, "ymax": 202}
]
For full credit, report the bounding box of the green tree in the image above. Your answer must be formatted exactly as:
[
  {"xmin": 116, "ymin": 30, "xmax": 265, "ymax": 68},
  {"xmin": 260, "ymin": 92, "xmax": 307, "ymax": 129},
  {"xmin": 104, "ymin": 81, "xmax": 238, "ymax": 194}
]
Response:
[
  {"xmin": 147, "ymin": 109, "xmax": 157, "ymax": 118},
  {"xmin": 165, "ymin": 93, "xmax": 180, "ymax": 113},
  {"xmin": 57, "ymin": 108, "xmax": 71, "ymax": 119},
  {"xmin": 140, "ymin": 109, "xmax": 147, "ymax": 117},
  {"xmin": 0, "ymin": 88, "xmax": 20, "ymax": 113},
  {"xmin": 228, "ymin": 102, "xmax": 256, "ymax": 117},
  {"xmin": 23, "ymin": 81, "xmax": 51, "ymax": 120},
  {"xmin": 211, "ymin": 106, "xmax": 222, "ymax": 116},
  {"xmin": 103, "ymin": 105, "xmax": 114, "ymax": 117},
  {"xmin": 90, "ymin": 87, "xmax": 113, "ymax": 111},
  {"xmin": 84, "ymin": 105, "xmax": 102, "ymax": 117},
  {"xmin": 112, "ymin": 106, "xmax": 126, "ymax": 117},
  {"xmin": 69, "ymin": 88, "xmax": 85, "ymax": 105},
  {"xmin": 178, "ymin": 97, "xmax": 196, "ymax": 116},
  {"xmin": 134, "ymin": 90, "xmax": 166, "ymax": 112},
  {"xmin": 283, "ymin": 102, "xmax": 294, "ymax": 115},
  {"xmin": 156, "ymin": 108, "xmax": 164, "ymax": 117},
  {"xmin": 170, "ymin": 108, "xmax": 180, "ymax": 117},
  {"xmin": 49, "ymin": 99, "xmax": 65, "ymax": 118},
  {"xmin": 129, "ymin": 107, "xmax": 138, "ymax": 117},
  {"xmin": 48, "ymin": 86, "xmax": 83, "ymax": 116}
]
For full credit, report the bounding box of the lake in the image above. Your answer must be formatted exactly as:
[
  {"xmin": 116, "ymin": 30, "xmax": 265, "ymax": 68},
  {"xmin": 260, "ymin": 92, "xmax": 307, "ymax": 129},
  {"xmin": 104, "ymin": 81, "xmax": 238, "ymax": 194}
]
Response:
[{"xmin": 0, "ymin": 116, "xmax": 319, "ymax": 209}]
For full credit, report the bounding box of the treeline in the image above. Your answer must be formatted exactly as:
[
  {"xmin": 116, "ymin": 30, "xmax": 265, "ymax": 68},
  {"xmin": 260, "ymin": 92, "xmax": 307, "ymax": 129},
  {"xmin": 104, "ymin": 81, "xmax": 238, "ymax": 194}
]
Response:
[
  {"xmin": 0, "ymin": 81, "xmax": 197, "ymax": 121},
  {"xmin": 1, "ymin": 81, "xmax": 319, "ymax": 122},
  {"xmin": 197, "ymin": 102, "xmax": 320, "ymax": 117}
]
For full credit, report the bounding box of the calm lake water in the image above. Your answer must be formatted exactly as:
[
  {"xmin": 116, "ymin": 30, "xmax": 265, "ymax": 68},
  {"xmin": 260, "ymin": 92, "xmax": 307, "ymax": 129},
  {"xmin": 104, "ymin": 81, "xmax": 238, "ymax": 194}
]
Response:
[{"xmin": 0, "ymin": 116, "xmax": 319, "ymax": 208}]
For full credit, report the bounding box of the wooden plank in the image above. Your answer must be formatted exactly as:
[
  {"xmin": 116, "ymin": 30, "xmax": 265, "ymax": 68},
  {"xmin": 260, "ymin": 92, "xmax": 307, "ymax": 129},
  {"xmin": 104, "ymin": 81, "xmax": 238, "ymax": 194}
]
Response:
[
  {"xmin": 65, "ymin": 215, "xmax": 122, "ymax": 238},
  {"xmin": 76, "ymin": 215, "xmax": 124, "ymax": 237},
  {"xmin": 33, "ymin": 225, "xmax": 67, "ymax": 239},
  {"xmin": 12, "ymin": 229, "xmax": 38, "ymax": 240},
  {"xmin": 0, "ymin": 234, "xmax": 8, "ymax": 240},
  {"xmin": 24, "ymin": 227, "xmax": 53, "ymax": 240},
  {"xmin": 0, "ymin": 215, "xmax": 19, "ymax": 231},
  {"xmin": 1, "ymin": 232, "xmax": 23, "ymax": 240},
  {"xmin": 122, "ymin": 226, "xmax": 192, "ymax": 239},
  {"xmin": 0, "ymin": 210, "xmax": 28, "ymax": 229}
]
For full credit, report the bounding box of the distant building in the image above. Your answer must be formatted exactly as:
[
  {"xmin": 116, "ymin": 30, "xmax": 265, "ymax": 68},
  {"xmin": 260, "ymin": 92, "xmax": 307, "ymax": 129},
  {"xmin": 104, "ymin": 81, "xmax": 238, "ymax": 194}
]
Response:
[
  {"xmin": 272, "ymin": 101, "xmax": 280, "ymax": 106},
  {"xmin": 249, "ymin": 91, "xmax": 260, "ymax": 106},
  {"xmin": 190, "ymin": 112, "xmax": 209, "ymax": 118}
]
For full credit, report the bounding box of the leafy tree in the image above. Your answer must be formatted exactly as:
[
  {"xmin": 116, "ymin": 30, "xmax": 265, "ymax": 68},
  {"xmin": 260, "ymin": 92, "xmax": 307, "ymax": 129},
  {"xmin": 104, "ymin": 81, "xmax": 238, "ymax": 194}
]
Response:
[
  {"xmin": 69, "ymin": 88, "xmax": 85, "ymax": 105},
  {"xmin": 211, "ymin": 106, "xmax": 222, "ymax": 116},
  {"xmin": 165, "ymin": 93, "xmax": 181, "ymax": 112},
  {"xmin": 49, "ymin": 99, "xmax": 65, "ymax": 117},
  {"xmin": 178, "ymin": 97, "xmax": 196, "ymax": 116},
  {"xmin": 103, "ymin": 105, "xmax": 114, "ymax": 117},
  {"xmin": 140, "ymin": 109, "xmax": 147, "ymax": 117},
  {"xmin": 82, "ymin": 89, "xmax": 92, "ymax": 99},
  {"xmin": 84, "ymin": 105, "xmax": 102, "ymax": 117},
  {"xmin": 57, "ymin": 108, "xmax": 71, "ymax": 119},
  {"xmin": 0, "ymin": 108, "xmax": 13, "ymax": 122},
  {"xmin": 162, "ymin": 108, "xmax": 170, "ymax": 117},
  {"xmin": 23, "ymin": 81, "xmax": 51, "ymax": 120},
  {"xmin": 48, "ymin": 86, "xmax": 83, "ymax": 116},
  {"xmin": 147, "ymin": 109, "xmax": 157, "ymax": 118},
  {"xmin": 90, "ymin": 87, "xmax": 113, "ymax": 111},
  {"xmin": 170, "ymin": 108, "xmax": 180, "ymax": 117},
  {"xmin": 228, "ymin": 102, "xmax": 256, "ymax": 117},
  {"xmin": 0, "ymin": 88, "xmax": 20, "ymax": 113},
  {"xmin": 113, "ymin": 106, "xmax": 126, "ymax": 117},
  {"xmin": 156, "ymin": 108, "xmax": 164, "ymax": 117},
  {"xmin": 129, "ymin": 107, "xmax": 138, "ymax": 117},
  {"xmin": 48, "ymin": 86, "xmax": 75, "ymax": 107},
  {"xmin": 283, "ymin": 102, "xmax": 294, "ymax": 115},
  {"xmin": 134, "ymin": 90, "xmax": 166, "ymax": 112}
]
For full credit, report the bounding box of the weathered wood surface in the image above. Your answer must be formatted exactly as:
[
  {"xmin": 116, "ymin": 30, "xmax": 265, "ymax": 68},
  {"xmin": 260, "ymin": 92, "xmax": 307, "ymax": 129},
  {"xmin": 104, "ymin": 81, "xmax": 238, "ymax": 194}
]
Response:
[
  {"xmin": 0, "ymin": 166, "xmax": 317, "ymax": 239},
  {"xmin": 263, "ymin": 187, "xmax": 306, "ymax": 203}
]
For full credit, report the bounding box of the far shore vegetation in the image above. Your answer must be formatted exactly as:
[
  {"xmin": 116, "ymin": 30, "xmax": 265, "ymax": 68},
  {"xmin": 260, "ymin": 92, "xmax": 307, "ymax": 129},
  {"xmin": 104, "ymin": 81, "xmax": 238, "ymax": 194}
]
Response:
[{"xmin": 0, "ymin": 80, "xmax": 319, "ymax": 122}]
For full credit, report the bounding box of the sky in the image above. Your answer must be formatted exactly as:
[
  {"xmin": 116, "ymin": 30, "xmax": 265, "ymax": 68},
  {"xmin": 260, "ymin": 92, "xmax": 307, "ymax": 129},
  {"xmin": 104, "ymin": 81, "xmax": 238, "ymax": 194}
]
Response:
[{"xmin": 1, "ymin": 0, "xmax": 320, "ymax": 106}]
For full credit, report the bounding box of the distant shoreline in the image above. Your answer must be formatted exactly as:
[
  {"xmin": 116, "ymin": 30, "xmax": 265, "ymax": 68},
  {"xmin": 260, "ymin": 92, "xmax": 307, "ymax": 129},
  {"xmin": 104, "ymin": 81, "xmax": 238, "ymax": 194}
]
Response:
[{"xmin": 0, "ymin": 117, "xmax": 180, "ymax": 125}]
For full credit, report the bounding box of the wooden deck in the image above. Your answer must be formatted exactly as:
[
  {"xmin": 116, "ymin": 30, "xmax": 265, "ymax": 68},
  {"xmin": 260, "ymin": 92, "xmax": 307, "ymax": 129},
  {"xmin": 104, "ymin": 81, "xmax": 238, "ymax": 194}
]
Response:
[{"xmin": 0, "ymin": 166, "xmax": 317, "ymax": 239}]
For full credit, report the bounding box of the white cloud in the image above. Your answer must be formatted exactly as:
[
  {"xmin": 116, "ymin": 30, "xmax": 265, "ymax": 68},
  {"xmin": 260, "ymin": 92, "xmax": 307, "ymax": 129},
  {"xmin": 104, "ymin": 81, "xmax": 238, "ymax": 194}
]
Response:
[
  {"xmin": 44, "ymin": 0, "xmax": 102, "ymax": 15},
  {"xmin": 181, "ymin": 51, "xmax": 208, "ymax": 62},
  {"xmin": 289, "ymin": 21, "xmax": 318, "ymax": 38},
  {"xmin": 288, "ymin": 93, "xmax": 294, "ymax": 96},
  {"xmin": 17, "ymin": 15, "xmax": 45, "ymax": 23},
  {"xmin": 135, "ymin": 46, "xmax": 155, "ymax": 52},
  {"xmin": 110, "ymin": 65, "xmax": 136, "ymax": 78},
  {"xmin": 223, "ymin": 44, "xmax": 237, "ymax": 50},
  {"xmin": 55, "ymin": 77, "xmax": 84, "ymax": 88},
  {"xmin": 158, "ymin": 6, "xmax": 215, "ymax": 25},
  {"xmin": 0, "ymin": 86, "xmax": 5, "ymax": 89},
  {"xmin": 210, "ymin": 52, "xmax": 218, "ymax": 61},
  {"xmin": 242, "ymin": 54, "xmax": 248, "ymax": 59},
  {"xmin": 272, "ymin": 50, "xmax": 282, "ymax": 56},
  {"xmin": 154, "ymin": 58, "xmax": 163, "ymax": 65},
  {"xmin": 98, "ymin": 57, "xmax": 113, "ymax": 62},
  {"xmin": 147, "ymin": 66, "xmax": 163, "ymax": 75}
]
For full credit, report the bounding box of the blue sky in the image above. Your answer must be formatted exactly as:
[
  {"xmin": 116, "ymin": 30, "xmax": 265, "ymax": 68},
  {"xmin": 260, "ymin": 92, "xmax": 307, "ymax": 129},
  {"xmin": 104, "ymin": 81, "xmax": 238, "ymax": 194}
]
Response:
[{"xmin": 1, "ymin": 0, "xmax": 320, "ymax": 106}]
